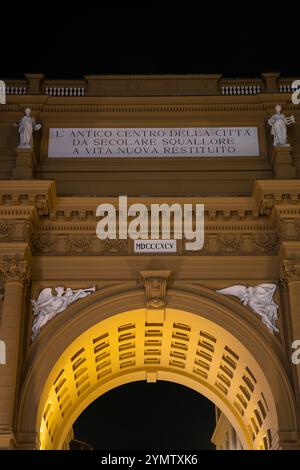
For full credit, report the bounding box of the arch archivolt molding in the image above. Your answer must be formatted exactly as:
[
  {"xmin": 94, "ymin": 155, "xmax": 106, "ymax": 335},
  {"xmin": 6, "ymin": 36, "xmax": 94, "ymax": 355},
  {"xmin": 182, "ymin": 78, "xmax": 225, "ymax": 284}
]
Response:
[{"xmin": 17, "ymin": 282, "xmax": 297, "ymax": 450}]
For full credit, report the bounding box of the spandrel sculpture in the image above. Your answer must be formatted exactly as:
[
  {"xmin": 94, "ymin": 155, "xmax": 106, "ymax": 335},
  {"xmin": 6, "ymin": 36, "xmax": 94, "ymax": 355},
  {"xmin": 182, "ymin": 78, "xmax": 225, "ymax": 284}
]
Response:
[
  {"xmin": 216, "ymin": 283, "xmax": 279, "ymax": 333},
  {"xmin": 31, "ymin": 286, "xmax": 96, "ymax": 340}
]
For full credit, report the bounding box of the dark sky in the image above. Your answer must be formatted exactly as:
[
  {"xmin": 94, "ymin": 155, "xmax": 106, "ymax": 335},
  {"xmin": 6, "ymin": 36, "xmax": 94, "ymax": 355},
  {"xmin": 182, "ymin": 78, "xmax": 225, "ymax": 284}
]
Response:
[
  {"xmin": 73, "ymin": 381, "xmax": 215, "ymax": 450},
  {"xmin": 1, "ymin": 5, "xmax": 299, "ymax": 79}
]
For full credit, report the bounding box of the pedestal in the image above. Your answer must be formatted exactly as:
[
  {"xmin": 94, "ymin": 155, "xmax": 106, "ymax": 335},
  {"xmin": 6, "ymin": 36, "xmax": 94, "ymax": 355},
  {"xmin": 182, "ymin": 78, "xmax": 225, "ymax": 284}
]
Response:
[
  {"xmin": 271, "ymin": 146, "xmax": 296, "ymax": 179},
  {"xmin": 12, "ymin": 147, "xmax": 35, "ymax": 179}
]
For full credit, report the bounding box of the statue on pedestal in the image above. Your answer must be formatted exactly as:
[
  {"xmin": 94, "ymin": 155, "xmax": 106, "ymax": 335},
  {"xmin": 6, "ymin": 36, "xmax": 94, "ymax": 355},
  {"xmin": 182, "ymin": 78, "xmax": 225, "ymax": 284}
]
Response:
[
  {"xmin": 268, "ymin": 104, "xmax": 295, "ymax": 147},
  {"xmin": 17, "ymin": 108, "xmax": 41, "ymax": 148}
]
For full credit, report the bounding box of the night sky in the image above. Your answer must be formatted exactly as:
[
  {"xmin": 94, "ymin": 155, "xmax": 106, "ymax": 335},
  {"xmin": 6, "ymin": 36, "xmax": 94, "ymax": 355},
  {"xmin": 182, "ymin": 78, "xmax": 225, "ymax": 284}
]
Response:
[
  {"xmin": 1, "ymin": 6, "xmax": 299, "ymax": 78},
  {"xmin": 73, "ymin": 381, "xmax": 215, "ymax": 450}
]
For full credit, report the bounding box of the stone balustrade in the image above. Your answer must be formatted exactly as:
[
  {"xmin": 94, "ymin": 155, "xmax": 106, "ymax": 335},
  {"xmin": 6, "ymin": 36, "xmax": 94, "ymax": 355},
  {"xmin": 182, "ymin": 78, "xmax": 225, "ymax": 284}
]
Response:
[{"xmin": 1, "ymin": 73, "xmax": 299, "ymax": 97}]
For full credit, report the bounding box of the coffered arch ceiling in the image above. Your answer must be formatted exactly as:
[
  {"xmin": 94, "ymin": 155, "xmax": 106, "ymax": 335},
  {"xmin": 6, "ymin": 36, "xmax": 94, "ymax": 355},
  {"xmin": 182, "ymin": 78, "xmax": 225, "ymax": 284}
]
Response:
[{"xmin": 18, "ymin": 286, "xmax": 297, "ymax": 450}]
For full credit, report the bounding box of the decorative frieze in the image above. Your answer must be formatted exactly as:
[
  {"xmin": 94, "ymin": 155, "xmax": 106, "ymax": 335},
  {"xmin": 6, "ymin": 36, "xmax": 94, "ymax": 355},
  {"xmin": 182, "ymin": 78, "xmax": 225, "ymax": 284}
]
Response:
[
  {"xmin": 0, "ymin": 181, "xmax": 298, "ymax": 259},
  {"xmin": 0, "ymin": 103, "xmax": 269, "ymax": 114},
  {"xmin": 253, "ymin": 233, "xmax": 279, "ymax": 253},
  {"xmin": 184, "ymin": 233, "xmax": 279, "ymax": 255},
  {"xmin": 67, "ymin": 235, "xmax": 92, "ymax": 254},
  {"xmin": 259, "ymin": 193, "xmax": 300, "ymax": 215},
  {"xmin": 29, "ymin": 232, "xmax": 280, "ymax": 256}
]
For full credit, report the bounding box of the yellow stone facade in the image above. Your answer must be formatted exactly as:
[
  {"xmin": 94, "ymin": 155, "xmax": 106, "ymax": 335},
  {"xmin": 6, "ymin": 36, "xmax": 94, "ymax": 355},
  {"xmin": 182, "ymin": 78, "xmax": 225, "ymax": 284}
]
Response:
[{"xmin": 0, "ymin": 74, "xmax": 300, "ymax": 450}]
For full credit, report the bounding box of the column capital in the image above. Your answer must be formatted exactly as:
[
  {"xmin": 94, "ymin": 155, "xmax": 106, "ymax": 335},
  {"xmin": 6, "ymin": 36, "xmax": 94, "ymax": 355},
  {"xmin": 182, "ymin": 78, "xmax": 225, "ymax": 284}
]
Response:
[
  {"xmin": 281, "ymin": 259, "xmax": 300, "ymax": 282},
  {"xmin": 0, "ymin": 258, "xmax": 31, "ymax": 283}
]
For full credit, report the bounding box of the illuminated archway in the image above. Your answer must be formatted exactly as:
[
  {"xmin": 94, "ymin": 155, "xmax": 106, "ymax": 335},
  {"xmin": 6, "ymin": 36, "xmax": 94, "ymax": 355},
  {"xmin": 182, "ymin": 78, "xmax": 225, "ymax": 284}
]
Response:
[{"xmin": 18, "ymin": 285, "xmax": 298, "ymax": 450}]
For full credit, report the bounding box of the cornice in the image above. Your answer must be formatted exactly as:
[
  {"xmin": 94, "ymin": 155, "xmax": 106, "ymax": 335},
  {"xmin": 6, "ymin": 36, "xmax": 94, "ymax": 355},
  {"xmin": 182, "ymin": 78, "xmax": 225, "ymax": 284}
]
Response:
[
  {"xmin": 30, "ymin": 232, "xmax": 279, "ymax": 257},
  {"xmin": 253, "ymin": 180, "xmax": 300, "ymax": 215},
  {"xmin": 0, "ymin": 103, "xmax": 267, "ymax": 114},
  {"xmin": 37, "ymin": 103, "xmax": 268, "ymax": 114},
  {"xmin": 0, "ymin": 181, "xmax": 56, "ymax": 215},
  {"xmin": 1, "ymin": 96, "xmax": 300, "ymax": 115},
  {"xmin": 0, "ymin": 180, "xmax": 299, "ymax": 223},
  {"xmin": 0, "ymin": 181, "xmax": 299, "ymax": 256}
]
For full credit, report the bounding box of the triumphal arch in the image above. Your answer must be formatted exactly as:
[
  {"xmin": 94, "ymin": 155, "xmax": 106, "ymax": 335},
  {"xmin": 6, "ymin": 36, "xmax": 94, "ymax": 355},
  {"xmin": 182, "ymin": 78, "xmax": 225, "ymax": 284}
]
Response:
[{"xmin": 0, "ymin": 73, "xmax": 300, "ymax": 450}]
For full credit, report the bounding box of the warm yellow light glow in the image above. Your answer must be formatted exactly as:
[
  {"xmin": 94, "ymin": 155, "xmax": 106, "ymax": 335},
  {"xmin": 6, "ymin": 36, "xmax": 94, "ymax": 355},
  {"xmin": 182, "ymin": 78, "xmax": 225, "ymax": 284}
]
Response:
[{"xmin": 37, "ymin": 308, "xmax": 278, "ymax": 450}]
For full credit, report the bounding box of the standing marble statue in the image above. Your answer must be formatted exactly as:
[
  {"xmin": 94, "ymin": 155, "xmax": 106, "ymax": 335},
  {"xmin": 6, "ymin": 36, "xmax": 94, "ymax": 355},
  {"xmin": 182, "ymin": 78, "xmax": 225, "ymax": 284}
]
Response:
[
  {"xmin": 17, "ymin": 107, "xmax": 41, "ymax": 148},
  {"xmin": 31, "ymin": 286, "xmax": 96, "ymax": 340},
  {"xmin": 268, "ymin": 104, "xmax": 295, "ymax": 146},
  {"xmin": 216, "ymin": 283, "xmax": 279, "ymax": 333}
]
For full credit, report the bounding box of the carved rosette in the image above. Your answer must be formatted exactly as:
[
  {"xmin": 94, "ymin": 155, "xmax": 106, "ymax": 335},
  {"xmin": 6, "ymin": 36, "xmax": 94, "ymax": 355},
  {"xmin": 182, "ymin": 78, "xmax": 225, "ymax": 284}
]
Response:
[
  {"xmin": 253, "ymin": 233, "xmax": 279, "ymax": 253},
  {"xmin": 219, "ymin": 234, "xmax": 241, "ymax": 253},
  {"xmin": 68, "ymin": 235, "xmax": 92, "ymax": 253},
  {"xmin": 139, "ymin": 271, "xmax": 172, "ymax": 308},
  {"xmin": 32, "ymin": 234, "xmax": 57, "ymax": 254},
  {"xmin": 0, "ymin": 259, "xmax": 31, "ymax": 283},
  {"xmin": 281, "ymin": 259, "xmax": 300, "ymax": 283},
  {"xmin": 104, "ymin": 239, "xmax": 127, "ymax": 254}
]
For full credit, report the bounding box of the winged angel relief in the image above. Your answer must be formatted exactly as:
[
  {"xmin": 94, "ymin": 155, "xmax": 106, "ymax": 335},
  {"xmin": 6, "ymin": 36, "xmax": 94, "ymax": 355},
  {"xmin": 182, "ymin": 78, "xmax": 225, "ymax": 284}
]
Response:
[
  {"xmin": 31, "ymin": 286, "xmax": 96, "ymax": 340},
  {"xmin": 216, "ymin": 284, "xmax": 279, "ymax": 333}
]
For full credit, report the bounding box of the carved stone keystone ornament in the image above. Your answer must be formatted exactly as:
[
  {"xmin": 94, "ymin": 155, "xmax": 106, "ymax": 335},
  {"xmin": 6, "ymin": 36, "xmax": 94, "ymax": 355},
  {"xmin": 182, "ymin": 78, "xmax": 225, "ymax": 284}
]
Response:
[{"xmin": 139, "ymin": 271, "xmax": 172, "ymax": 308}]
